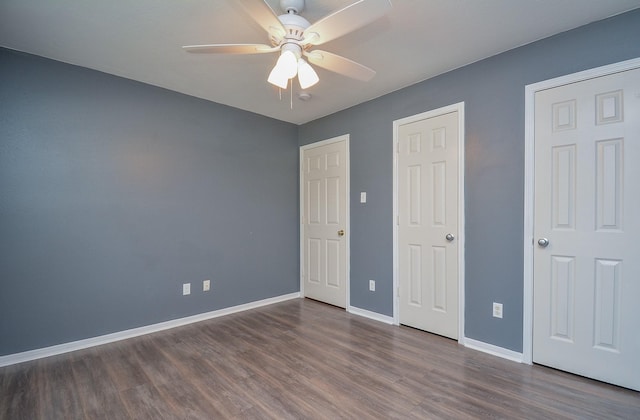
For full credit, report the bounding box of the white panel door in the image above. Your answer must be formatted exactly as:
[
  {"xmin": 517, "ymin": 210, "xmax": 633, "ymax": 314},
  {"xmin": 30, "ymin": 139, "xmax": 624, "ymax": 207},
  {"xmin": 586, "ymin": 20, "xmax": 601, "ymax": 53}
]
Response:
[
  {"xmin": 301, "ymin": 137, "xmax": 348, "ymax": 308},
  {"xmin": 533, "ymin": 67, "xmax": 640, "ymax": 391},
  {"xmin": 398, "ymin": 111, "xmax": 459, "ymax": 339}
]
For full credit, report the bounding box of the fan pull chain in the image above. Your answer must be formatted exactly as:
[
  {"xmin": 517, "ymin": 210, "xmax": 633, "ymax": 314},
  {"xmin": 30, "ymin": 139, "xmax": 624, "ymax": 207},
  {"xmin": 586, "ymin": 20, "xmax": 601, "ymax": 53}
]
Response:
[{"xmin": 275, "ymin": 81, "xmax": 294, "ymax": 111}]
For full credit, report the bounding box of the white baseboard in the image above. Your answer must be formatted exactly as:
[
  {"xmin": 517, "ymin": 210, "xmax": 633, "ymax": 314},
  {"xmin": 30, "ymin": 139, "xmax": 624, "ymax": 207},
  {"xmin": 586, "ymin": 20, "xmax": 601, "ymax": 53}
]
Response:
[
  {"xmin": 0, "ymin": 292, "xmax": 301, "ymax": 367},
  {"xmin": 462, "ymin": 337, "xmax": 524, "ymax": 363},
  {"xmin": 348, "ymin": 305, "xmax": 394, "ymax": 325}
]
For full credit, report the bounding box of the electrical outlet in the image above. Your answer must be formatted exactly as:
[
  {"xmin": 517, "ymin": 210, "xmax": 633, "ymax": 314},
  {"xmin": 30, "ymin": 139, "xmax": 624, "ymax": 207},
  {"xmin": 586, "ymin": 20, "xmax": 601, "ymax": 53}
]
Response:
[
  {"xmin": 493, "ymin": 302, "xmax": 503, "ymax": 318},
  {"xmin": 369, "ymin": 280, "xmax": 375, "ymax": 292},
  {"xmin": 183, "ymin": 283, "xmax": 191, "ymax": 296},
  {"xmin": 203, "ymin": 280, "xmax": 210, "ymax": 292}
]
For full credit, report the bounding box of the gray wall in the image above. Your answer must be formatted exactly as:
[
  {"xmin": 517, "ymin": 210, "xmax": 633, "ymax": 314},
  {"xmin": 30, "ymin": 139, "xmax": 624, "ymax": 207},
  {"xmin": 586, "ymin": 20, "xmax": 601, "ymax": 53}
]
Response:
[
  {"xmin": 298, "ymin": 10, "xmax": 640, "ymax": 352},
  {"xmin": 0, "ymin": 49, "xmax": 299, "ymax": 356}
]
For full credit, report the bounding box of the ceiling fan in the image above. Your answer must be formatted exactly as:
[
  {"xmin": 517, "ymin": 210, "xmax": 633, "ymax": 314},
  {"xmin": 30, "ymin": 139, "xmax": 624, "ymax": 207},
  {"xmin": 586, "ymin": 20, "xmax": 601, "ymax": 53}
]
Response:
[{"xmin": 183, "ymin": 0, "xmax": 392, "ymax": 90}]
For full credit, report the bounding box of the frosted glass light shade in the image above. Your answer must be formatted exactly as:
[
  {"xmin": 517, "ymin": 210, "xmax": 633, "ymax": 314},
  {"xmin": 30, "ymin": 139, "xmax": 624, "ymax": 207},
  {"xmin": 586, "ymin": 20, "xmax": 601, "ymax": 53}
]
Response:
[
  {"xmin": 268, "ymin": 66, "xmax": 289, "ymax": 88},
  {"xmin": 297, "ymin": 59, "xmax": 319, "ymax": 89},
  {"xmin": 267, "ymin": 50, "xmax": 299, "ymax": 88},
  {"xmin": 278, "ymin": 50, "xmax": 298, "ymax": 79}
]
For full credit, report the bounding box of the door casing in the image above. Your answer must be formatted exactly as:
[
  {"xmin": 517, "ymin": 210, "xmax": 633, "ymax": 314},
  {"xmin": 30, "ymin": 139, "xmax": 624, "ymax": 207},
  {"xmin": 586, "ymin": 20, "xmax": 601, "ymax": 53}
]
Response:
[
  {"xmin": 392, "ymin": 102, "xmax": 465, "ymax": 342},
  {"xmin": 299, "ymin": 134, "xmax": 350, "ymax": 309},
  {"xmin": 522, "ymin": 57, "xmax": 640, "ymax": 364}
]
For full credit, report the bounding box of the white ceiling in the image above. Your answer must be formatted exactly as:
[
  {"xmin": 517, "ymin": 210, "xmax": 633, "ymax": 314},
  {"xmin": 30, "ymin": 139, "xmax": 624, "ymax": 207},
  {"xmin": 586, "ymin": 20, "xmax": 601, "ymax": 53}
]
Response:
[{"xmin": 1, "ymin": 0, "xmax": 639, "ymax": 125}]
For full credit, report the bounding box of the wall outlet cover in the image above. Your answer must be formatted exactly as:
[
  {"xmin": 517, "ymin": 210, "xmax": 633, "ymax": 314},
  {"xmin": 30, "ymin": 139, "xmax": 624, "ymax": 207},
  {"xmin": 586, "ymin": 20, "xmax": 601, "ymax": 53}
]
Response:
[
  {"xmin": 203, "ymin": 280, "xmax": 211, "ymax": 291},
  {"xmin": 183, "ymin": 283, "xmax": 191, "ymax": 296}
]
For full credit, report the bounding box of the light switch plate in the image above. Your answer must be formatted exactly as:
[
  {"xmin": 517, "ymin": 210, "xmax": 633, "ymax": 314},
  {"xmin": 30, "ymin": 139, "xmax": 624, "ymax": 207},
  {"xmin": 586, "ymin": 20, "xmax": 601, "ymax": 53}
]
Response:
[
  {"xmin": 493, "ymin": 302, "xmax": 503, "ymax": 318},
  {"xmin": 360, "ymin": 192, "xmax": 367, "ymax": 203},
  {"xmin": 183, "ymin": 283, "xmax": 191, "ymax": 296}
]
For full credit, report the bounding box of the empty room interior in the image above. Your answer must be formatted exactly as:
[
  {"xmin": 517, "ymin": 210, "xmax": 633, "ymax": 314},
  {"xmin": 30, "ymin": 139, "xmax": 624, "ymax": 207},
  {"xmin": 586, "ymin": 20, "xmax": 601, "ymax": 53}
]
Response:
[{"xmin": 1, "ymin": 0, "xmax": 640, "ymax": 418}]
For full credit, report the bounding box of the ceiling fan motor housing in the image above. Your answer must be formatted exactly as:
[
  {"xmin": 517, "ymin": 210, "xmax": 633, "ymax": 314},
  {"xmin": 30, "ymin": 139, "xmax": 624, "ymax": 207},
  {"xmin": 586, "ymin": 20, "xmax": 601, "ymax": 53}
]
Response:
[
  {"xmin": 277, "ymin": 12, "xmax": 310, "ymax": 43},
  {"xmin": 274, "ymin": 10, "xmax": 311, "ymax": 60}
]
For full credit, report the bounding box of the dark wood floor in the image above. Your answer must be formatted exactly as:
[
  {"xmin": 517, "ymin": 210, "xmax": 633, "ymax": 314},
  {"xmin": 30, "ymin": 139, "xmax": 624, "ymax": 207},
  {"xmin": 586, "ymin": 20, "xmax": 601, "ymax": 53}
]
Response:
[{"xmin": 1, "ymin": 298, "xmax": 638, "ymax": 419}]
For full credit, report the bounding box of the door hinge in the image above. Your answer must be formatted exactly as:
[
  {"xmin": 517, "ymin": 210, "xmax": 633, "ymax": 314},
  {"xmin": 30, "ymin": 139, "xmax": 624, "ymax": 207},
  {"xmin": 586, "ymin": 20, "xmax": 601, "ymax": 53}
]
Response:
[
  {"xmin": 396, "ymin": 142, "xmax": 400, "ymax": 153},
  {"xmin": 396, "ymin": 215, "xmax": 400, "ymax": 225}
]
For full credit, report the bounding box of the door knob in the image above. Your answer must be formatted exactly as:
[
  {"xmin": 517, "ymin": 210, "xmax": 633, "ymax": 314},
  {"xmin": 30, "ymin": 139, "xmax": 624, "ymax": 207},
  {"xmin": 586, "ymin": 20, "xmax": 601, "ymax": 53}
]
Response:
[
  {"xmin": 338, "ymin": 229, "xmax": 345, "ymax": 237},
  {"xmin": 537, "ymin": 238, "xmax": 549, "ymax": 247},
  {"xmin": 445, "ymin": 233, "xmax": 455, "ymax": 241}
]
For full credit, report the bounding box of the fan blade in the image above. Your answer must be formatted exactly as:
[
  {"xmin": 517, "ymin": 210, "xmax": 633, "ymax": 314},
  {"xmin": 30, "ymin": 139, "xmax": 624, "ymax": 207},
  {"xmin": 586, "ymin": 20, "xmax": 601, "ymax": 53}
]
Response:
[
  {"xmin": 304, "ymin": 0, "xmax": 391, "ymax": 46},
  {"xmin": 182, "ymin": 44, "xmax": 278, "ymax": 54},
  {"xmin": 305, "ymin": 50, "xmax": 376, "ymax": 81},
  {"xmin": 238, "ymin": 0, "xmax": 286, "ymax": 41}
]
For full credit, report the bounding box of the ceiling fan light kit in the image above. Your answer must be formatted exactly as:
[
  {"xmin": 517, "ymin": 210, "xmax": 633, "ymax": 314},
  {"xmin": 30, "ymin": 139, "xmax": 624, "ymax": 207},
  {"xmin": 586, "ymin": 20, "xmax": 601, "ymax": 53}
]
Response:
[
  {"xmin": 267, "ymin": 42, "xmax": 318, "ymax": 89},
  {"xmin": 183, "ymin": 0, "xmax": 392, "ymax": 97},
  {"xmin": 267, "ymin": 42, "xmax": 319, "ymax": 89}
]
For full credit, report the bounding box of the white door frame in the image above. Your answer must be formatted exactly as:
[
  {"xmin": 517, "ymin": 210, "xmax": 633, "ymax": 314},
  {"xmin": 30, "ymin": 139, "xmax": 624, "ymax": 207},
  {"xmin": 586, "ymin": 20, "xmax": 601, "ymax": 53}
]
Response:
[
  {"xmin": 392, "ymin": 102, "xmax": 465, "ymax": 342},
  {"xmin": 522, "ymin": 57, "xmax": 640, "ymax": 365},
  {"xmin": 300, "ymin": 134, "xmax": 351, "ymax": 309}
]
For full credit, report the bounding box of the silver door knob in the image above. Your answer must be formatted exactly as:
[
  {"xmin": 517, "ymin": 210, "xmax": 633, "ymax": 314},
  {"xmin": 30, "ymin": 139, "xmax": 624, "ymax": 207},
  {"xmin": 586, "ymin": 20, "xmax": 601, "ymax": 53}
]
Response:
[
  {"xmin": 445, "ymin": 233, "xmax": 455, "ymax": 241},
  {"xmin": 537, "ymin": 238, "xmax": 549, "ymax": 247}
]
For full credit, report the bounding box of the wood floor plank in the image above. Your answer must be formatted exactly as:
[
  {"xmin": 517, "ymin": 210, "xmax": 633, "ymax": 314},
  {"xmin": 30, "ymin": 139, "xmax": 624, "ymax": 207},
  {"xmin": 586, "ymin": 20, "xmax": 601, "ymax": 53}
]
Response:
[
  {"xmin": 179, "ymin": 364, "xmax": 254, "ymax": 418},
  {"xmin": 98, "ymin": 341, "xmax": 151, "ymax": 392},
  {"xmin": 0, "ymin": 361, "xmax": 43, "ymax": 420},
  {"xmin": 70, "ymin": 351, "xmax": 130, "ymax": 419},
  {"xmin": 37, "ymin": 356, "xmax": 84, "ymax": 419},
  {"xmin": 1, "ymin": 298, "xmax": 639, "ymax": 419},
  {"xmin": 119, "ymin": 383, "xmax": 178, "ymax": 420}
]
